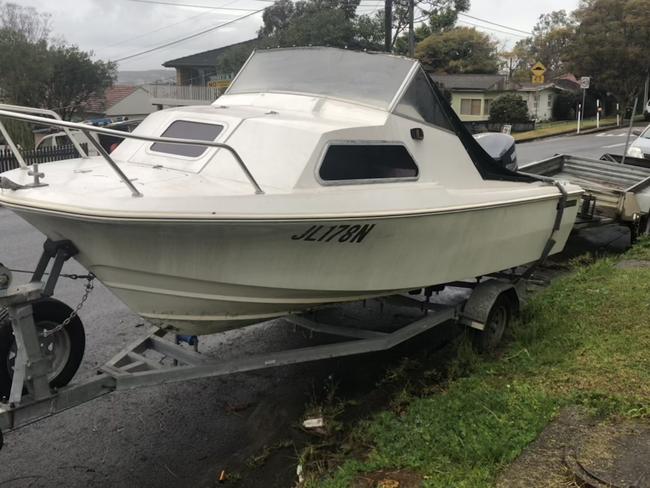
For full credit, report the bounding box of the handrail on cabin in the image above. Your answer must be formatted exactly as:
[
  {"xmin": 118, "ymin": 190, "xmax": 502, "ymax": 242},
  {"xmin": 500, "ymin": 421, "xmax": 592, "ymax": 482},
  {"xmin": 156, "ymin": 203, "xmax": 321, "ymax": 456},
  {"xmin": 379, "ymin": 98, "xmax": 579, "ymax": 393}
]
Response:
[
  {"xmin": 0, "ymin": 106, "xmax": 264, "ymax": 197},
  {"xmin": 0, "ymin": 104, "xmax": 89, "ymax": 164}
]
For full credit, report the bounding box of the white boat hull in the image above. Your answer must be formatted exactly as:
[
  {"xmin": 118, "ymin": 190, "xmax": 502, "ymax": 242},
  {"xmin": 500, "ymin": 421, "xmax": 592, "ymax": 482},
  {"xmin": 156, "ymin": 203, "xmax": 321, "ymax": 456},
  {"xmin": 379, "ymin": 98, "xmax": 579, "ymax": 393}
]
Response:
[{"xmin": 11, "ymin": 195, "xmax": 578, "ymax": 335}]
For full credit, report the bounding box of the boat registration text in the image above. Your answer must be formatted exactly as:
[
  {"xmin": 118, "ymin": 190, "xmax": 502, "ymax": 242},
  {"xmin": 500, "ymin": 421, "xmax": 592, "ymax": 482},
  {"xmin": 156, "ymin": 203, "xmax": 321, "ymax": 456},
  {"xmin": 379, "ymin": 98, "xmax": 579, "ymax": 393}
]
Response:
[{"xmin": 291, "ymin": 224, "xmax": 375, "ymax": 243}]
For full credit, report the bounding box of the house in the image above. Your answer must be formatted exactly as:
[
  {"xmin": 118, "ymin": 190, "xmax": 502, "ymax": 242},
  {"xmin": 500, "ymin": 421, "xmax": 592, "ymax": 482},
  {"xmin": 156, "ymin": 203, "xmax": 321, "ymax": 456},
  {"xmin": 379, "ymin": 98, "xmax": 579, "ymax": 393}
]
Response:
[
  {"xmin": 430, "ymin": 73, "xmax": 579, "ymax": 122},
  {"xmin": 151, "ymin": 39, "xmax": 258, "ymax": 107},
  {"xmin": 429, "ymin": 74, "xmax": 508, "ymax": 122},
  {"xmin": 83, "ymin": 85, "xmax": 156, "ymax": 120},
  {"xmin": 163, "ymin": 38, "xmax": 257, "ymax": 87},
  {"xmin": 517, "ymin": 83, "xmax": 560, "ymax": 122}
]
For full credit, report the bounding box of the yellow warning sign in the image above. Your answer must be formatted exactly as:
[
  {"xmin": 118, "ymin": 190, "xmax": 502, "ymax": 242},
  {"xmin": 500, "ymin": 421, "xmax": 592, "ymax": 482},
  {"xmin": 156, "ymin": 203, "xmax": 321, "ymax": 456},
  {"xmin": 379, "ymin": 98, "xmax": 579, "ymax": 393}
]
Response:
[
  {"xmin": 531, "ymin": 62, "xmax": 546, "ymax": 84},
  {"xmin": 208, "ymin": 79, "xmax": 231, "ymax": 89}
]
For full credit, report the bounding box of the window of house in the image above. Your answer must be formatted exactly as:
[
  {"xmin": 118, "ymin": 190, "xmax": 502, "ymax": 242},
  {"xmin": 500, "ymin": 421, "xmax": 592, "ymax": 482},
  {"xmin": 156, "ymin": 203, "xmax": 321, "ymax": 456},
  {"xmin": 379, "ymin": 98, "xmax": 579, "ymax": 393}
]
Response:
[
  {"xmin": 484, "ymin": 99, "xmax": 493, "ymax": 115},
  {"xmin": 394, "ymin": 70, "xmax": 453, "ymax": 130},
  {"xmin": 150, "ymin": 120, "xmax": 224, "ymax": 158},
  {"xmin": 460, "ymin": 98, "xmax": 482, "ymax": 116},
  {"xmin": 319, "ymin": 144, "xmax": 418, "ymax": 182},
  {"xmin": 547, "ymin": 94, "xmax": 553, "ymax": 108}
]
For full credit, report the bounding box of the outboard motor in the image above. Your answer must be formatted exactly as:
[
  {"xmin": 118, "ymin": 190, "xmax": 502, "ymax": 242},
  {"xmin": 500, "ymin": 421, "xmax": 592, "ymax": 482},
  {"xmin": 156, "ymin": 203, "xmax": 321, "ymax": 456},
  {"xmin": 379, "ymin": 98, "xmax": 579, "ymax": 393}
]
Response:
[{"xmin": 473, "ymin": 133, "xmax": 518, "ymax": 171}]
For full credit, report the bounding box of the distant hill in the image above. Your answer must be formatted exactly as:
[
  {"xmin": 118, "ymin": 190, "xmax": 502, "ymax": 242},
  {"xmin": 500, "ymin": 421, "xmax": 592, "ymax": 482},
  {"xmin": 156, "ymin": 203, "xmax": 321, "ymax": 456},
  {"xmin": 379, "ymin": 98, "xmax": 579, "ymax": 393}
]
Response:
[{"xmin": 117, "ymin": 69, "xmax": 175, "ymax": 85}]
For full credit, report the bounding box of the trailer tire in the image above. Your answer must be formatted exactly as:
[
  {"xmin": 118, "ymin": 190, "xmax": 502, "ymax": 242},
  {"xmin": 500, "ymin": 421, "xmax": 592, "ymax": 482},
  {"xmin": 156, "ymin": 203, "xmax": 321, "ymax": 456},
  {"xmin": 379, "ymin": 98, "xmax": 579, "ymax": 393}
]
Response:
[
  {"xmin": 0, "ymin": 299, "xmax": 85, "ymax": 400},
  {"xmin": 470, "ymin": 293, "xmax": 514, "ymax": 352}
]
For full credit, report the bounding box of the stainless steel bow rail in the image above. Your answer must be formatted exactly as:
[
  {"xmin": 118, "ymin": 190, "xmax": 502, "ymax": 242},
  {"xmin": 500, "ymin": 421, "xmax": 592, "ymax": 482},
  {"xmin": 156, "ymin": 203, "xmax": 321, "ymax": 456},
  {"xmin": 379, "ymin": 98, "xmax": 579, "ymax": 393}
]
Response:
[
  {"xmin": 0, "ymin": 105, "xmax": 264, "ymax": 196},
  {"xmin": 0, "ymin": 239, "xmax": 523, "ymax": 450}
]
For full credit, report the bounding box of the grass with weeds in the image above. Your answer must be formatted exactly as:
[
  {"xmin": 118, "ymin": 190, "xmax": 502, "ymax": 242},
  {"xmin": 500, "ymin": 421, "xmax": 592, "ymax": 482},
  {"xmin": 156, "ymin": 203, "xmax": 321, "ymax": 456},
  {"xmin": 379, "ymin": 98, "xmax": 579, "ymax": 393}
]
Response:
[{"xmin": 309, "ymin": 238, "xmax": 650, "ymax": 487}]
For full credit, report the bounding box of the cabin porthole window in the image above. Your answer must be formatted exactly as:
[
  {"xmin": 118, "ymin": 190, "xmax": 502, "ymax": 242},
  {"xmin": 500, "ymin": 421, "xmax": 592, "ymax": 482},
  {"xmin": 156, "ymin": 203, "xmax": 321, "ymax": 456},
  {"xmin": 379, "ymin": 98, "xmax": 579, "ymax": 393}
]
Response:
[
  {"xmin": 318, "ymin": 144, "xmax": 419, "ymax": 183},
  {"xmin": 150, "ymin": 120, "xmax": 224, "ymax": 158}
]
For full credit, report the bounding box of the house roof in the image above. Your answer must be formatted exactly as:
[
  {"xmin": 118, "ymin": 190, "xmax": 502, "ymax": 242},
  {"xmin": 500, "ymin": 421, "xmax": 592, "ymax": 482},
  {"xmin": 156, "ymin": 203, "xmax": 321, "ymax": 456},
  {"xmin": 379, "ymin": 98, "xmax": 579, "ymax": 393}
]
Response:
[
  {"xmin": 428, "ymin": 73, "xmax": 507, "ymax": 92},
  {"xmin": 84, "ymin": 85, "xmax": 140, "ymax": 114},
  {"xmin": 163, "ymin": 38, "xmax": 258, "ymax": 68}
]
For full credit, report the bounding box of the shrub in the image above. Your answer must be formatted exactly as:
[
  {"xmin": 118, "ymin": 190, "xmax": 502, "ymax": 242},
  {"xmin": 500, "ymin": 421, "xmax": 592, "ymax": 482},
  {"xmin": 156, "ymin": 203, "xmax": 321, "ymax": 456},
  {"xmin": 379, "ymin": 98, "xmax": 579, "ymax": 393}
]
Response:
[{"xmin": 489, "ymin": 93, "xmax": 529, "ymax": 123}]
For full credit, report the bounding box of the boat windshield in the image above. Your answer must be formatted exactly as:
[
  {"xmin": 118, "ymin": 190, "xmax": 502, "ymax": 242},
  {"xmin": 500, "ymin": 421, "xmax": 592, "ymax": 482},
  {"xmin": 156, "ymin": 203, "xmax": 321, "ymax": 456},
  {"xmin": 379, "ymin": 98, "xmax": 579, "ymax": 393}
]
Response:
[{"xmin": 227, "ymin": 48, "xmax": 417, "ymax": 110}]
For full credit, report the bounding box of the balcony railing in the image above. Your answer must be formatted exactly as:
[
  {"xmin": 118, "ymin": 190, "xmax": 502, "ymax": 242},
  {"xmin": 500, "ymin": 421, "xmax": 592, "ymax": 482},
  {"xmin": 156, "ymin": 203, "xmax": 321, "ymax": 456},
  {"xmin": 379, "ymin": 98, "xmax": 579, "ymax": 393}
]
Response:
[{"xmin": 144, "ymin": 84, "xmax": 225, "ymax": 106}]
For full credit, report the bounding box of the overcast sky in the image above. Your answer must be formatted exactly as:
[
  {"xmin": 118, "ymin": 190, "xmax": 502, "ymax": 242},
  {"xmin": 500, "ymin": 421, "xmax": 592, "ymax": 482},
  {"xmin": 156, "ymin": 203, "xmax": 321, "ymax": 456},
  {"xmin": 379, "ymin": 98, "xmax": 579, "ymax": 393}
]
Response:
[{"xmin": 13, "ymin": 0, "xmax": 580, "ymax": 71}]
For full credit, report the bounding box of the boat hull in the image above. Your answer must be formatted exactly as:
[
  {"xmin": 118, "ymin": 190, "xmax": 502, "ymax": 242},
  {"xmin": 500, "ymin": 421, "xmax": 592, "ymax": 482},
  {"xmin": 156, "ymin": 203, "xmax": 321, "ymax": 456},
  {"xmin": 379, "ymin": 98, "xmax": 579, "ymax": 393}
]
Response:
[{"xmin": 10, "ymin": 196, "xmax": 579, "ymax": 334}]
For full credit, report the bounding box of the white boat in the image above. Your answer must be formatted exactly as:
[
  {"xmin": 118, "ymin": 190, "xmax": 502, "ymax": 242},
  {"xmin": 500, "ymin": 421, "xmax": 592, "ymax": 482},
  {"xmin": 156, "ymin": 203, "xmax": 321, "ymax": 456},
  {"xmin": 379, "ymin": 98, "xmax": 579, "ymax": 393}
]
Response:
[{"xmin": 0, "ymin": 48, "xmax": 582, "ymax": 335}]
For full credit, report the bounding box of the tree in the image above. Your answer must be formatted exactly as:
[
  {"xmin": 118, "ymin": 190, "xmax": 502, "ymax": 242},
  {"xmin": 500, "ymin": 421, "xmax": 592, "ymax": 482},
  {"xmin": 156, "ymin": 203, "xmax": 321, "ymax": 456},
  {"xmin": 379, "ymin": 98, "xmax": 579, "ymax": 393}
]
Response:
[
  {"xmin": 416, "ymin": 27, "xmax": 499, "ymax": 73},
  {"xmin": 568, "ymin": 0, "xmax": 650, "ymax": 107},
  {"xmin": 43, "ymin": 45, "xmax": 115, "ymax": 120},
  {"xmin": 214, "ymin": 42, "xmax": 256, "ymax": 79},
  {"xmin": 258, "ymin": 0, "xmax": 470, "ymax": 54},
  {"xmin": 421, "ymin": 0, "xmax": 470, "ymax": 32},
  {"xmin": 511, "ymin": 10, "xmax": 575, "ymax": 80},
  {"xmin": 258, "ymin": 0, "xmax": 360, "ymax": 48},
  {"xmin": 0, "ymin": 3, "xmax": 115, "ymax": 120},
  {"xmin": 552, "ymin": 91, "xmax": 578, "ymax": 120},
  {"xmin": 489, "ymin": 94, "xmax": 529, "ymax": 123},
  {"xmin": 354, "ymin": 10, "xmax": 385, "ymax": 50},
  {"xmin": 0, "ymin": 1, "xmax": 50, "ymax": 42},
  {"xmin": 393, "ymin": 0, "xmax": 469, "ymax": 54}
]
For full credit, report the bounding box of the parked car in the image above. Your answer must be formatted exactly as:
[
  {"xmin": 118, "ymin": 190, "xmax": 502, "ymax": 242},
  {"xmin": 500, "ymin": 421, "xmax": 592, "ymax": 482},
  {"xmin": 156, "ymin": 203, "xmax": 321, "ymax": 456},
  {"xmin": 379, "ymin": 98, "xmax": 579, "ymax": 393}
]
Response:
[
  {"xmin": 626, "ymin": 124, "xmax": 650, "ymax": 159},
  {"xmin": 36, "ymin": 130, "xmax": 99, "ymax": 156},
  {"xmin": 97, "ymin": 118, "xmax": 143, "ymax": 153}
]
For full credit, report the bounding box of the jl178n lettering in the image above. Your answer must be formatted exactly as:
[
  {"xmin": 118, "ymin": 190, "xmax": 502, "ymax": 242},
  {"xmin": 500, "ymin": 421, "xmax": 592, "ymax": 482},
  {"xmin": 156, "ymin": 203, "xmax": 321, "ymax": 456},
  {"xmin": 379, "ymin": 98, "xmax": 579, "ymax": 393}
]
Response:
[{"xmin": 291, "ymin": 224, "xmax": 375, "ymax": 243}]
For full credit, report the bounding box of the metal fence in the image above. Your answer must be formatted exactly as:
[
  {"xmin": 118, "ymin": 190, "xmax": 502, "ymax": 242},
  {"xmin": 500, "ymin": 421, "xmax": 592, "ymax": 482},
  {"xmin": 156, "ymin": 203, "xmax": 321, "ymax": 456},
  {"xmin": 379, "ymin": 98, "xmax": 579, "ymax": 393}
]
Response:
[
  {"xmin": 145, "ymin": 84, "xmax": 224, "ymax": 104},
  {"xmin": 0, "ymin": 143, "xmax": 87, "ymax": 173}
]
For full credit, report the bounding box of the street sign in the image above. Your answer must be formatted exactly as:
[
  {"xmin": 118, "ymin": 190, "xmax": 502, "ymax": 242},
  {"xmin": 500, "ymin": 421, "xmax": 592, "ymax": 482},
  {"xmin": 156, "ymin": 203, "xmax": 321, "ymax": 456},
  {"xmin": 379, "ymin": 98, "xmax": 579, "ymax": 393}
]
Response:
[
  {"xmin": 531, "ymin": 62, "xmax": 546, "ymax": 84},
  {"xmin": 208, "ymin": 80, "xmax": 231, "ymax": 89},
  {"xmin": 580, "ymin": 76, "xmax": 590, "ymax": 89}
]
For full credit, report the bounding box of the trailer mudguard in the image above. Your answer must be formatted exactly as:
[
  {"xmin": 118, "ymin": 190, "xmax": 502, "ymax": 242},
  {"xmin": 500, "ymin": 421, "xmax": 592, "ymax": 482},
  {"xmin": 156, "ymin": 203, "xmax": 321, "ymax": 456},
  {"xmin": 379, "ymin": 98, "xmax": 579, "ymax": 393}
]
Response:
[{"xmin": 460, "ymin": 279, "xmax": 520, "ymax": 331}]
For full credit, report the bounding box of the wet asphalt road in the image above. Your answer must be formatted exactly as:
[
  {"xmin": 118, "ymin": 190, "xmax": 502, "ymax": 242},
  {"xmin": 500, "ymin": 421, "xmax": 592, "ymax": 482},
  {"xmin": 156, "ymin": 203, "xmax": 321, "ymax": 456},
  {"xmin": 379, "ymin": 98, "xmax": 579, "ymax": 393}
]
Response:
[
  {"xmin": 0, "ymin": 130, "xmax": 637, "ymax": 487},
  {"xmin": 516, "ymin": 125, "xmax": 642, "ymax": 164}
]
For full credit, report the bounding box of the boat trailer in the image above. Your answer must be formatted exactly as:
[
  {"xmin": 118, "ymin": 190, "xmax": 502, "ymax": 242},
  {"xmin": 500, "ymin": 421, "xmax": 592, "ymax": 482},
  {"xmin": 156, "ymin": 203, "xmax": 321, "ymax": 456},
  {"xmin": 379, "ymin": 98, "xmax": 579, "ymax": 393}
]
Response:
[
  {"xmin": 520, "ymin": 154, "xmax": 650, "ymax": 240},
  {"xmin": 0, "ymin": 239, "xmax": 525, "ymax": 450}
]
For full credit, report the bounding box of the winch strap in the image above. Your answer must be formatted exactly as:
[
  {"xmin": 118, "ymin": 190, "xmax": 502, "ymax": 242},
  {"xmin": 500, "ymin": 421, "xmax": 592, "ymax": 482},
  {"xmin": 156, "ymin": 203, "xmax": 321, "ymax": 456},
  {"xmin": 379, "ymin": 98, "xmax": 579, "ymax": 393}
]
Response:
[{"xmin": 517, "ymin": 174, "xmax": 569, "ymax": 280}]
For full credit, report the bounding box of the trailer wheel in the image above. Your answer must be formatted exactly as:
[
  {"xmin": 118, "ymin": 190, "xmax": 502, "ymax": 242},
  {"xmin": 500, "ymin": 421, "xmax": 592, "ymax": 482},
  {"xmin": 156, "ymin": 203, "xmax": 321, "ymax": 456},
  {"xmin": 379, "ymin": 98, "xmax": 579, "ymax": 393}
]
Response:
[
  {"xmin": 470, "ymin": 293, "xmax": 515, "ymax": 352},
  {"xmin": 0, "ymin": 299, "xmax": 85, "ymax": 400}
]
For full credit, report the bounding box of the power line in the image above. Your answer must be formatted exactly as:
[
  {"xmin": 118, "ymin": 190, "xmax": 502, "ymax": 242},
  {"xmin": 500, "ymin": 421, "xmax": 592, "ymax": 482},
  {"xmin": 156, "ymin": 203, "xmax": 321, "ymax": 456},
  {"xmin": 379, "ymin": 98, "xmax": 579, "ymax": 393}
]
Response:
[
  {"xmin": 122, "ymin": 0, "xmax": 265, "ymax": 10},
  {"xmin": 106, "ymin": 11, "xmax": 207, "ymax": 48},
  {"xmin": 113, "ymin": 7, "xmax": 266, "ymax": 62},
  {"xmin": 458, "ymin": 13, "xmax": 532, "ymax": 36},
  {"xmin": 457, "ymin": 19, "xmax": 529, "ymax": 39},
  {"xmin": 107, "ymin": 0, "xmax": 243, "ymax": 48}
]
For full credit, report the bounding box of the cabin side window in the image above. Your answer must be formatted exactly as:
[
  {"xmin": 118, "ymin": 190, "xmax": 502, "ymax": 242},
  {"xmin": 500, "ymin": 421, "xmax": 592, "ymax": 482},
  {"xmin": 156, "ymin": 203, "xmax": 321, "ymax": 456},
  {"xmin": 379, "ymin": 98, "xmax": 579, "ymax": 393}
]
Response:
[
  {"xmin": 150, "ymin": 120, "xmax": 224, "ymax": 158},
  {"xmin": 319, "ymin": 144, "xmax": 418, "ymax": 182},
  {"xmin": 394, "ymin": 70, "xmax": 453, "ymax": 130}
]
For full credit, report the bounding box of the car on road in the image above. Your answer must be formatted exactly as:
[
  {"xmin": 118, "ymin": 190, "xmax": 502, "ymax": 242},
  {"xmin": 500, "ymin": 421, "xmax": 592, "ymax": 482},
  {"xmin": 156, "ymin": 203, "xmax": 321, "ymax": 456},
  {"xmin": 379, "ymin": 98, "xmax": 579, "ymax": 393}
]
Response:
[
  {"xmin": 626, "ymin": 124, "xmax": 650, "ymax": 159},
  {"xmin": 97, "ymin": 118, "xmax": 143, "ymax": 153}
]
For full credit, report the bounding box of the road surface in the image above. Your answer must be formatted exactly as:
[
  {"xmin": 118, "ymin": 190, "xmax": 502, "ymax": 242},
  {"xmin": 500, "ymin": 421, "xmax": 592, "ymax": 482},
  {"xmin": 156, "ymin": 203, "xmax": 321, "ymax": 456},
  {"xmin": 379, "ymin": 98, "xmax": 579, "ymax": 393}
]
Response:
[
  {"xmin": 0, "ymin": 129, "xmax": 635, "ymax": 487},
  {"xmin": 517, "ymin": 126, "xmax": 638, "ymax": 164}
]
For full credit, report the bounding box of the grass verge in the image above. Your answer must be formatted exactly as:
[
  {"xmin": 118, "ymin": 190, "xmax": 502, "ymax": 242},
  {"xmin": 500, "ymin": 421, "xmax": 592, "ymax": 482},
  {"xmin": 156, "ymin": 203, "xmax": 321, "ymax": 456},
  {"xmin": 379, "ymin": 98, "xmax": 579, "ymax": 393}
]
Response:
[
  {"xmin": 513, "ymin": 118, "xmax": 618, "ymax": 142},
  {"xmin": 306, "ymin": 239, "xmax": 650, "ymax": 487}
]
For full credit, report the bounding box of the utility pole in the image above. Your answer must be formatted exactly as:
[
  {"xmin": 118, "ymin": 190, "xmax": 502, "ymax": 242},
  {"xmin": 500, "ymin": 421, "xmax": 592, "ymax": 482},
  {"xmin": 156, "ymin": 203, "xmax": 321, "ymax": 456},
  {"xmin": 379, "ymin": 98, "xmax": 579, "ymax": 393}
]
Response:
[
  {"xmin": 408, "ymin": 0, "xmax": 415, "ymax": 57},
  {"xmin": 384, "ymin": 0, "xmax": 392, "ymax": 53}
]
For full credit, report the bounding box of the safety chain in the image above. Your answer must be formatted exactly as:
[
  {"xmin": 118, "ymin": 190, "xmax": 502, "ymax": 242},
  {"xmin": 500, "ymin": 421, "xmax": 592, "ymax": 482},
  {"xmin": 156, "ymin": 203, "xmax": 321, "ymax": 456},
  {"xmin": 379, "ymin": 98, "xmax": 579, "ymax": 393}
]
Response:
[
  {"xmin": 41, "ymin": 274, "xmax": 95, "ymax": 338},
  {"xmin": 5, "ymin": 267, "xmax": 95, "ymax": 281},
  {"xmin": 0, "ymin": 270, "xmax": 96, "ymax": 333}
]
